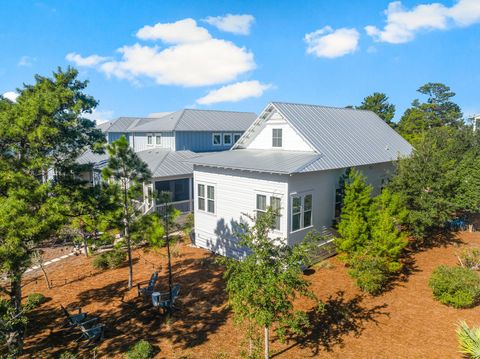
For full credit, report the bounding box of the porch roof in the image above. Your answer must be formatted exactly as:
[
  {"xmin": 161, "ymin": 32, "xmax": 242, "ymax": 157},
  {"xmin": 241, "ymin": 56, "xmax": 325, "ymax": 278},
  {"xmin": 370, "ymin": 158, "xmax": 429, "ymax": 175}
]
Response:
[{"xmin": 136, "ymin": 149, "xmax": 197, "ymax": 178}]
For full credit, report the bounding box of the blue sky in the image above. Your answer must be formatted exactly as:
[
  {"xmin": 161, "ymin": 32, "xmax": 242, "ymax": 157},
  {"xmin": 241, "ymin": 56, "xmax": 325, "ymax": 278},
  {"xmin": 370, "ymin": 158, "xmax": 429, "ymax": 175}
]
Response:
[{"xmin": 1, "ymin": 0, "xmax": 479, "ymax": 123}]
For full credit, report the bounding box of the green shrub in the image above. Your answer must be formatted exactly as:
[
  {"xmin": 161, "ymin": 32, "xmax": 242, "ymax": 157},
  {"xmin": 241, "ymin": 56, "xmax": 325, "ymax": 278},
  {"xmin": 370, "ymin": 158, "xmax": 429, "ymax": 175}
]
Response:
[
  {"xmin": 348, "ymin": 255, "xmax": 389, "ymax": 295},
  {"xmin": 429, "ymin": 265, "xmax": 480, "ymax": 308},
  {"xmin": 459, "ymin": 248, "xmax": 480, "ymax": 271},
  {"xmin": 124, "ymin": 340, "xmax": 154, "ymax": 359},
  {"xmin": 59, "ymin": 351, "xmax": 78, "ymax": 359},
  {"xmin": 92, "ymin": 249, "xmax": 126, "ymax": 270},
  {"xmin": 456, "ymin": 321, "xmax": 480, "ymax": 358},
  {"xmin": 25, "ymin": 293, "xmax": 46, "ymax": 308}
]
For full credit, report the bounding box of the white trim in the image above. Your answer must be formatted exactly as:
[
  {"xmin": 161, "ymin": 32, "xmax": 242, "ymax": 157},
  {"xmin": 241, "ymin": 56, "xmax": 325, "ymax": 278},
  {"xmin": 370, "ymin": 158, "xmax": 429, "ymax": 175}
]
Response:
[
  {"xmin": 147, "ymin": 133, "xmax": 154, "ymax": 146},
  {"xmin": 223, "ymin": 133, "xmax": 232, "ymax": 146},
  {"xmin": 197, "ymin": 182, "xmax": 216, "ymax": 214},
  {"xmin": 290, "ymin": 192, "xmax": 313, "ymax": 233},
  {"xmin": 155, "ymin": 133, "xmax": 162, "ymax": 146}
]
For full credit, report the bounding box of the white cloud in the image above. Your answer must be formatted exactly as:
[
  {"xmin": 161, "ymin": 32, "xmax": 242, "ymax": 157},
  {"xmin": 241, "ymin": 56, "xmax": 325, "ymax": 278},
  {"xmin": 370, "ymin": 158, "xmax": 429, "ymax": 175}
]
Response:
[
  {"xmin": 136, "ymin": 18, "xmax": 211, "ymax": 43},
  {"xmin": 66, "ymin": 52, "xmax": 109, "ymax": 67},
  {"xmin": 18, "ymin": 56, "xmax": 35, "ymax": 67},
  {"xmin": 305, "ymin": 26, "xmax": 360, "ymax": 58},
  {"xmin": 366, "ymin": 0, "xmax": 480, "ymax": 44},
  {"xmin": 196, "ymin": 80, "xmax": 271, "ymax": 105},
  {"xmin": 83, "ymin": 109, "xmax": 114, "ymax": 125},
  {"xmin": 203, "ymin": 14, "xmax": 255, "ymax": 35},
  {"xmin": 2, "ymin": 91, "xmax": 19, "ymax": 102}
]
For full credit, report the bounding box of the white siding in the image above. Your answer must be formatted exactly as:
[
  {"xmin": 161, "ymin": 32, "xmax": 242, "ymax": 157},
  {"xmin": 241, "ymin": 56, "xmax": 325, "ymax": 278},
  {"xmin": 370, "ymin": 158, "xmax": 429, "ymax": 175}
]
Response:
[
  {"xmin": 131, "ymin": 132, "xmax": 175, "ymax": 152},
  {"xmin": 287, "ymin": 162, "xmax": 394, "ymax": 245},
  {"xmin": 245, "ymin": 111, "xmax": 314, "ymax": 152},
  {"xmin": 194, "ymin": 167, "xmax": 289, "ymax": 258}
]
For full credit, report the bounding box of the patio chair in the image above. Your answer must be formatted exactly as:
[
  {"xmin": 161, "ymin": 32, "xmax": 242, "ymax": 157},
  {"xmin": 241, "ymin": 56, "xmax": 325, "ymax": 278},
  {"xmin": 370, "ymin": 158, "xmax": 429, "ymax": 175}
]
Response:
[
  {"xmin": 137, "ymin": 271, "xmax": 158, "ymax": 298},
  {"xmin": 151, "ymin": 284, "xmax": 181, "ymax": 312},
  {"xmin": 77, "ymin": 323, "xmax": 105, "ymax": 347},
  {"xmin": 61, "ymin": 305, "xmax": 87, "ymax": 328}
]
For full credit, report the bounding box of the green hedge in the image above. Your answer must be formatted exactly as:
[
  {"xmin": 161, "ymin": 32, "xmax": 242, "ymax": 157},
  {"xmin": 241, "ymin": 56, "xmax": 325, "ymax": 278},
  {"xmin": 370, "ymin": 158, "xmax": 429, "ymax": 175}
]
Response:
[
  {"xmin": 348, "ymin": 255, "xmax": 389, "ymax": 295},
  {"xmin": 429, "ymin": 265, "xmax": 480, "ymax": 308}
]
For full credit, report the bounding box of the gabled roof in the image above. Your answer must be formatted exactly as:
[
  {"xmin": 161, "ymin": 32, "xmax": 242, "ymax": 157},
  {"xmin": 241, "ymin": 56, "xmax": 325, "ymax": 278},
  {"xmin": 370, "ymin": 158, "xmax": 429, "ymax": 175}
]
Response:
[
  {"xmin": 99, "ymin": 109, "xmax": 257, "ymax": 133},
  {"xmin": 192, "ymin": 102, "xmax": 413, "ymax": 174}
]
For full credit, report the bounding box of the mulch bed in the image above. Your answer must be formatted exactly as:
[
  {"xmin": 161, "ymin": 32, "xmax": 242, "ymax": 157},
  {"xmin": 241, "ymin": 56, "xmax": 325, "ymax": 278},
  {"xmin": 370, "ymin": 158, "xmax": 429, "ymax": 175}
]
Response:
[{"xmin": 21, "ymin": 232, "xmax": 480, "ymax": 358}]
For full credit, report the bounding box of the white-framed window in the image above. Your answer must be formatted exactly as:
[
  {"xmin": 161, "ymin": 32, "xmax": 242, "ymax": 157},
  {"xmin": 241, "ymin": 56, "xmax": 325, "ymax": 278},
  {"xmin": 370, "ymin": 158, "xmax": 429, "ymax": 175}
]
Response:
[
  {"xmin": 233, "ymin": 133, "xmax": 242, "ymax": 143},
  {"xmin": 155, "ymin": 133, "xmax": 162, "ymax": 146},
  {"xmin": 256, "ymin": 194, "xmax": 281, "ymax": 231},
  {"xmin": 272, "ymin": 128, "xmax": 282, "ymax": 147},
  {"xmin": 147, "ymin": 134, "xmax": 153, "ymax": 146},
  {"xmin": 223, "ymin": 133, "xmax": 232, "ymax": 145},
  {"xmin": 291, "ymin": 193, "xmax": 313, "ymax": 232},
  {"xmin": 207, "ymin": 185, "xmax": 215, "ymax": 213},
  {"xmin": 212, "ymin": 133, "xmax": 222, "ymax": 146},
  {"xmin": 198, "ymin": 184, "xmax": 205, "ymax": 211}
]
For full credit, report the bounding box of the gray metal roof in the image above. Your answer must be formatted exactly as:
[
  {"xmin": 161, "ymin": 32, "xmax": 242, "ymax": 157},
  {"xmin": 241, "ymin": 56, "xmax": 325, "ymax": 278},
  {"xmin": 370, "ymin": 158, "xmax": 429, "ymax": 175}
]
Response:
[
  {"xmin": 76, "ymin": 149, "xmax": 109, "ymax": 165},
  {"xmin": 136, "ymin": 149, "xmax": 197, "ymax": 178},
  {"xmin": 193, "ymin": 102, "xmax": 413, "ymax": 174},
  {"xmin": 270, "ymin": 102, "xmax": 413, "ymax": 170},
  {"xmin": 190, "ymin": 149, "xmax": 321, "ymax": 174},
  {"xmin": 101, "ymin": 109, "xmax": 257, "ymax": 133}
]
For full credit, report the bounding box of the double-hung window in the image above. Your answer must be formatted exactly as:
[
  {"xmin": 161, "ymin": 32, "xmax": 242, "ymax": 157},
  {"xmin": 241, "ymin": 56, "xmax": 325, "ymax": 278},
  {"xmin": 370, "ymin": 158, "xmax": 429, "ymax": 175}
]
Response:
[
  {"xmin": 256, "ymin": 194, "xmax": 281, "ymax": 230},
  {"xmin": 272, "ymin": 128, "xmax": 282, "ymax": 147},
  {"xmin": 291, "ymin": 194, "xmax": 313, "ymax": 232},
  {"xmin": 223, "ymin": 133, "xmax": 232, "ymax": 146},
  {"xmin": 212, "ymin": 133, "xmax": 222, "ymax": 146},
  {"xmin": 147, "ymin": 134, "xmax": 153, "ymax": 146},
  {"xmin": 207, "ymin": 185, "xmax": 215, "ymax": 213},
  {"xmin": 155, "ymin": 133, "xmax": 162, "ymax": 146},
  {"xmin": 197, "ymin": 184, "xmax": 205, "ymax": 211},
  {"xmin": 198, "ymin": 184, "xmax": 215, "ymax": 213},
  {"xmin": 233, "ymin": 133, "xmax": 242, "ymax": 143}
]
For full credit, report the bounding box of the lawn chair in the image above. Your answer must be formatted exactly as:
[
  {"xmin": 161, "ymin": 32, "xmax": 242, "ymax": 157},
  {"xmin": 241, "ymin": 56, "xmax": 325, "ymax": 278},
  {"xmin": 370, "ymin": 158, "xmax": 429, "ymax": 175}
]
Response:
[
  {"xmin": 61, "ymin": 305, "xmax": 87, "ymax": 328},
  {"xmin": 151, "ymin": 284, "xmax": 181, "ymax": 312},
  {"xmin": 137, "ymin": 271, "xmax": 158, "ymax": 298},
  {"xmin": 77, "ymin": 322, "xmax": 105, "ymax": 347}
]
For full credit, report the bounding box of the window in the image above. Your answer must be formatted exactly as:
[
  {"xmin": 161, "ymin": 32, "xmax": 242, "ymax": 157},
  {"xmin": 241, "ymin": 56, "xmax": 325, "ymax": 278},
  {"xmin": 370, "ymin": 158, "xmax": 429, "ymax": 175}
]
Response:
[
  {"xmin": 198, "ymin": 184, "xmax": 205, "ymax": 211},
  {"xmin": 155, "ymin": 133, "xmax": 162, "ymax": 146},
  {"xmin": 223, "ymin": 133, "xmax": 232, "ymax": 145},
  {"xmin": 212, "ymin": 133, "xmax": 222, "ymax": 146},
  {"xmin": 256, "ymin": 194, "xmax": 267, "ymax": 219},
  {"xmin": 233, "ymin": 133, "xmax": 242, "ymax": 143},
  {"xmin": 147, "ymin": 134, "xmax": 153, "ymax": 146},
  {"xmin": 272, "ymin": 128, "xmax": 282, "ymax": 147},
  {"xmin": 271, "ymin": 196, "xmax": 281, "ymax": 230},
  {"xmin": 207, "ymin": 185, "xmax": 215, "ymax": 213},
  {"xmin": 291, "ymin": 194, "xmax": 313, "ymax": 232}
]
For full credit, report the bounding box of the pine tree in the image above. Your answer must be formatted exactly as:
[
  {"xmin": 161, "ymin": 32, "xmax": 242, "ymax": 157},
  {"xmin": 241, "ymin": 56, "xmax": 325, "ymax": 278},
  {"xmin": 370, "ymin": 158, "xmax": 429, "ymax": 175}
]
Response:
[{"xmin": 336, "ymin": 169, "xmax": 373, "ymax": 255}]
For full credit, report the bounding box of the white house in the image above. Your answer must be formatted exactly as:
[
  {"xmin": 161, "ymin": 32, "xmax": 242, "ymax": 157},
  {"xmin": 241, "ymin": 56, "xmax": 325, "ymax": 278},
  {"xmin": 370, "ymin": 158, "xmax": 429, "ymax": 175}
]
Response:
[{"xmin": 190, "ymin": 102, "xmax": 413, "ymax": 258}]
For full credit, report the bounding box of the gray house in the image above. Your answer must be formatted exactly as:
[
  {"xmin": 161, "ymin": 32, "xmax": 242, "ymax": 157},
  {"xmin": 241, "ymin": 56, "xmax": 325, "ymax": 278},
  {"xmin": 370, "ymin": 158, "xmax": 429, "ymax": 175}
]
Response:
[{"xmin": 79, "ymin": 109, "xmax": 257, "ymax": 214}]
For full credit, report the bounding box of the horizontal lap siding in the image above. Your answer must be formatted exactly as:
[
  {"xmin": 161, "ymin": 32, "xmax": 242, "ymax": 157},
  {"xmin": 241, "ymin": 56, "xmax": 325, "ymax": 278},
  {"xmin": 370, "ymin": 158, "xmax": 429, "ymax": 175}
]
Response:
[
  {"xmin": 176, "ymin": 131, "xmax": 242, "ymax": 152},
  {"xmin": 194, "ymin": 167, "xmax": 288, "ymax": 258}
]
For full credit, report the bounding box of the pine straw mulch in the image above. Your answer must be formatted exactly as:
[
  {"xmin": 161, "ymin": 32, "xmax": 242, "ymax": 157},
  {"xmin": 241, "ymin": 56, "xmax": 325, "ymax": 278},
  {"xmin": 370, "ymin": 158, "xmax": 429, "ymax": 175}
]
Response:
[{"xmin": 21, "ymin": 232, "xmax": 480, "ymax": 358}]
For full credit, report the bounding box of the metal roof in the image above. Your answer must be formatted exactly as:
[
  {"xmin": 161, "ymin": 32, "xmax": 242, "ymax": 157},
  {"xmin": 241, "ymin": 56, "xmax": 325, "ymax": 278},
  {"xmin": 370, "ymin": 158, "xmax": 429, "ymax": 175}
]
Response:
[
  {"xmin": 76, "ymin": 149, "xmax": 109, "ymax": 165},
  {"xmin": 193, "ymin": 102, "xmax": 413, "ymax": 174},
  {"xmin": 136, "ymin": 149, "xmax": 197, "ymax": 178},
  {"xmin": 190, "ymin": 149, "xmax": 321, "ymax": 174},
  {"xmin": 270, "ymin": 102, "xmax": 413, "ymax": 170},
  {"xmin": 100, "ymin": 109, "xmax": 257, "ymax": 133}
]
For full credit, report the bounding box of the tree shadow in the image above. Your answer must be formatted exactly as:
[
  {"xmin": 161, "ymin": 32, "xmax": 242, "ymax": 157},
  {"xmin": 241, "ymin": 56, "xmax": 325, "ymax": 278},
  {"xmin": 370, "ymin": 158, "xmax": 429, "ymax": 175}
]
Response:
[{"xmin": 274, "ymin": 291, "xmax": 389, "ymax": 357}]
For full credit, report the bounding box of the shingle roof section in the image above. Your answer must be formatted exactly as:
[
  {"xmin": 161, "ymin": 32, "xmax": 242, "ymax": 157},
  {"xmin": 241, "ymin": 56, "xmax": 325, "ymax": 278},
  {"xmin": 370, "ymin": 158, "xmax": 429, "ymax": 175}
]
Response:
[
  {"xmin": 190, "ymin": 149, "xmax": 321, "ymax": 174},
  {"xmin": 271, "ymin": 102, "xmax": 412, "ymax": 170},
  {"xmin": 100, "ymin": 109, "xmax": 257, "ymax": 133}
]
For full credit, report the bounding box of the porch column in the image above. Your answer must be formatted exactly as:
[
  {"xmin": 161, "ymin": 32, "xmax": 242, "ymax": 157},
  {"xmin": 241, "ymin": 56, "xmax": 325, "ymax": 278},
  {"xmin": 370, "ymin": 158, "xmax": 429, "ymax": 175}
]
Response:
[{"xmin": 188, "ymin": 177, "xmax": 193, "ymax": 212}]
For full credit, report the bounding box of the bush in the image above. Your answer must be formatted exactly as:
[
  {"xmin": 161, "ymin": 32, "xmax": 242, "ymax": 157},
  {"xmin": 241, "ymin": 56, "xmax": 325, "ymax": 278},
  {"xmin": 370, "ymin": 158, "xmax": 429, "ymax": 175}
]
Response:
[
  {"xmin": 124, "ymin": 340, "xmax": 154, "ymax": 359},
  {"xmin": 459, "ymin": 248, "xmax": 480, "ymax": 270},
  {"xmin": 456, "ymin": 321, "xmax": 480, "ymax": 358},
  {"xmin": 429, "ymin": 265, "xmax": 480, "ymax": 308},
  {"xmin": 348, "ymin": 255, "xmax": 389, "ymax": 295},
  {"xmin": 25, "ymin": 293, "xmax": 46, "ymax": 308},
  {"xmin": 92, "ymin": 249, "xmax": 126, "ymax": 270}
]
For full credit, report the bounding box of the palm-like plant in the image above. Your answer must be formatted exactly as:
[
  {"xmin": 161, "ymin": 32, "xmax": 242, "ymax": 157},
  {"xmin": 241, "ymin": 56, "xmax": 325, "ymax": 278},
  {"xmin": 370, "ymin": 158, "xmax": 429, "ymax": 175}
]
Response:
[{"xmin": 457, "ymin": 321, "xmax": 480, "ymax": 359}]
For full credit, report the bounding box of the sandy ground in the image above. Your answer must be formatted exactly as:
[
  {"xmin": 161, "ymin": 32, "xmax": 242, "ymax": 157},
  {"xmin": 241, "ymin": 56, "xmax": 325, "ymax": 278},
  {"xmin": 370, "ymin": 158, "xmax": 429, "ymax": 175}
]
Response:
[{"xmin": 21, "ymin": 232, "xmax": 480, "ymax": 358}]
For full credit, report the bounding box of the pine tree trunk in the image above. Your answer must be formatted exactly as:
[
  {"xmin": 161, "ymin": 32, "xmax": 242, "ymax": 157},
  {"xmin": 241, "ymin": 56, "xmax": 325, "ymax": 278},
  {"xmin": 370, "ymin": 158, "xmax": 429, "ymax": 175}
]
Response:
[
  {"xmin": 7, "ymin": 276, "xmax": 24, "ymax": 356},
  {"xmin": 40, "ymin": 263, "xmax": 51, "ymax": 289},
  {"xmin": 264, "ymin": 326, "xmax": 269, "ymax": 359},
  {"xmin": 123, "ymin": 182, "xmax": 133, "ymax": 290},
  {"xmin": 83, "ymin": 235, "xmax": 89, "ymax": 257}
]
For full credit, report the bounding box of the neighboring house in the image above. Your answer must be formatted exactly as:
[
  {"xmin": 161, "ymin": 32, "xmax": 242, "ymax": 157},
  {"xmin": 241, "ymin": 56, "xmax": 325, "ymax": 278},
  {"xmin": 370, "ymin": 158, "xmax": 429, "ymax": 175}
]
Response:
[
  {"xmin": 190, "ymin": 102, "xmax": 413, "ymax": 258},
  {"xmin": 78, "ymin": 109, "xmax": 257, "ymax": 214}
]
